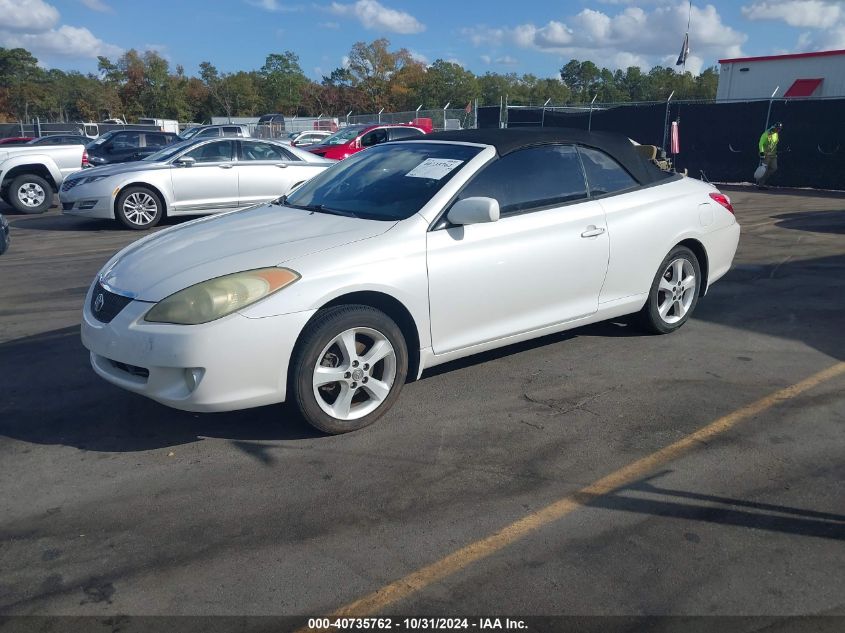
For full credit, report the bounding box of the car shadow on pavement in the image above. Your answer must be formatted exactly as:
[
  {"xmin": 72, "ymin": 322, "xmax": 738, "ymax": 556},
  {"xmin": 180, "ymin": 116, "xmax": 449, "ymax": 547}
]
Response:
[
  {"xmin": 7, "ymin": 213, "xmax": 196, "ymax": 232},
  {"xmin": 577, "ymin": 471, "xmax": 845, "ymax": 541},
  {"xmin": 772, "ymin": 209, "xmax": 845, "ymax": 234},
  {"xmin": 421, "ymin": 319, "xmax": 647, "ymax": 379},
  {"xmin": 693, "ymin": 254, "xmax": 845, "ymax": 362},
  {"xmin": 0, "ymin": 326, "xmax": 321, "ymax": 453}
]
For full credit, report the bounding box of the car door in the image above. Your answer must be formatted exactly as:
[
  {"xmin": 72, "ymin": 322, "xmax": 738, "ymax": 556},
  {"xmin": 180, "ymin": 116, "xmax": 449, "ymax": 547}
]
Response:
[
  {"xmin": 359, "ymin": 128, "xmax": 389, "ymax": 149},
  {"xmin": 236, "ymin": 141, "xmax": 302, "ymax": 206},
  {"xmin": 427, "ymin": 144, "xmax": 610, "ymax": 355},
  {"xmin": 168, "ymin": 140, "xmax": 239, "ymax": 214}
]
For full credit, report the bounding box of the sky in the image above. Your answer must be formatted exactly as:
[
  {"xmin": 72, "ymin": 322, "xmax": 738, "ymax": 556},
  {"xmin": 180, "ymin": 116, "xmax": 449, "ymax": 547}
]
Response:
[{"xmin": 2, "ymin": 0, "xmax": 845, "ymax": 80}]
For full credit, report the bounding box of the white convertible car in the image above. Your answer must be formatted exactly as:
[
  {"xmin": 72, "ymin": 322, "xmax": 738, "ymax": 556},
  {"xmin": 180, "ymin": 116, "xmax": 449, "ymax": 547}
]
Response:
[{"xmin": 81, "ymin": 128, "xmax": 740, "ymax": 433}]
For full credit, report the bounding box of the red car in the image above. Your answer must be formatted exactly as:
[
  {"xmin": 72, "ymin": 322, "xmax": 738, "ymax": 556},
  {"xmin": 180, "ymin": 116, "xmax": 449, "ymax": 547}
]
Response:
[
  {"xmin": 307, "ymin": 123, "xmax": 428, "ymax": 160},
  {"xmin": 0, "ymin": 137, "xmax": 35, "ymax": 145}
]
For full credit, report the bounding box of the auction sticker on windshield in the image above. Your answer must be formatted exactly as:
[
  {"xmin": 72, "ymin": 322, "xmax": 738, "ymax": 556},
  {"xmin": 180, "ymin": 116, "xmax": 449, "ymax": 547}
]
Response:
[{"xmin": 405, "ymin": 158, "xmax": 463, "ymax": 180}]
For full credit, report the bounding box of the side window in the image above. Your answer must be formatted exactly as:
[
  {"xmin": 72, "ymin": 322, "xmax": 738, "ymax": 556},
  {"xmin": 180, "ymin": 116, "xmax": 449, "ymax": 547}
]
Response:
[
  {"xmin": 361, "ymin": 129, "xmax": 388, "ymax": 147},
  {"xmin": 184, "ymin": 140, "xmax": 235, "ymax": 163},
  {"xmin": 222, "ymin": 127, "xmax": 242, "ymax": 137},
  {"xmin": 241, "ymin": 141, "xmax": 296, "ymax": 161},
  {"xmin": 196, "ymin": 128, "xmax": 218, "ymax": 138},
  {"xmin": 456, "ymin": 145, "xmax": 588, "ymax": 216},
  {"xmin": 389, "ymin": 127, "xmax": 423, "ymax": 141},
  {"xmin": 144, "ymin": 133, "xmax": 168, "ymax": 147},
  {"xmin": 112, "ymin": 132, "xmax": 140, "ymax": 150},
  {"xmin": 578, "ymin": 146, "xmax": 638, "ymax": 197}
]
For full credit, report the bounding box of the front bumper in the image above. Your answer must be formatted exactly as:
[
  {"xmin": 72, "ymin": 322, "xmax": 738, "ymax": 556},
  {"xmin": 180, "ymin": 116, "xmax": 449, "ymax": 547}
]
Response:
[
  {"xmin": 60, "ymin": 187, "xmax": 114, "ymax": 219},
  {"xmin": 81, "ymin": 287, "xmax": 316, "ymax": 412}
]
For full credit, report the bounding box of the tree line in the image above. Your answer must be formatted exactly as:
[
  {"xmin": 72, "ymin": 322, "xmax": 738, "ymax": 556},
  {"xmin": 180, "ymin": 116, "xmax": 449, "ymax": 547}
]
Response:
[{"xmin": 0, "ymin": 39, "xmax": 719, "ymax": 124}]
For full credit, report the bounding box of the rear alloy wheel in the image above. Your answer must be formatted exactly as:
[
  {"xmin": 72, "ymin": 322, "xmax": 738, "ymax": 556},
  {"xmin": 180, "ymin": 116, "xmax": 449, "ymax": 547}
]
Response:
[
  {"xmin": 639, "ymin": 245, "xmax": 701, "ymax": 334},
  {"xmin": 116, "ymin": 186, "xmax": 163, "ymax": 229},
  {"xmin": 9, "ymin": 174, "xmax": 52, "ymax": 214},
  {"xmin": 291, "ymin": 305, "xmax": 408, "ymax": 434}
]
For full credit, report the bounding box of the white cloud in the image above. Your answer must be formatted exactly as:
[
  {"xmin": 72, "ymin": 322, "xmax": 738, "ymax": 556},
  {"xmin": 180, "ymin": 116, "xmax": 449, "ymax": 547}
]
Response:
[
  {"xmin": 330, "ymin": 0, "xmax": 425, "ymax": 34},
  {"xmin": 80, "ymin": 0, "xmax": 112, "ymax": 12},
  {"xmin": 740, "ymin": 0, "xmax": 845, "ymax": 50},
  {"xmin": 408, "ymin": 50, "xmax": 429, "ymax": 65},
  {"xmin": 0, "ymin": 0, "xmax": 121, "ymax": 62},
  {"xmin": 246, "ymin": 0, "xmax": 302, "ymax": 11},
  {"xmin": 0, "ymin": 24, "xmax": 122, "ymax": 59},
  {"xmin": 0, "ymin": 0, "xmax": 59, "ymax": 31},
  {"xmin": 461, "ymin": 3, "xmax": 746, "ymax": 71},
  {"xmin": 495, "ymin": 55, "xmax": 519, "ymax": 66},
  {"xmin": 480, "ymin": 54, "xmax": 492, "ymax": 64},
  {"xmin": 741, "ymin": 0, "xmax": 841, "ymax": 28},
  {"xmin": 319, "ymin": 21, "xmax": 340, "ymax": 29}
]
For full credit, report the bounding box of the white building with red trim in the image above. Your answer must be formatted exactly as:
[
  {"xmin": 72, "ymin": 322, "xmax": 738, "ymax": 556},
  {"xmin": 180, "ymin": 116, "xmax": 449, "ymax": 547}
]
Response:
[{"xmin": 716, "ymin": 49, "xmax": 845, "ymax": 101}]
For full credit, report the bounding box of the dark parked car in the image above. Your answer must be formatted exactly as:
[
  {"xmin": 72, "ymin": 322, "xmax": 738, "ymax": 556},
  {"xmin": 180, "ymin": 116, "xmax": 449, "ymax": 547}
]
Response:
[
  {"xmin": 86, "ymin": 130, "xmax": 179, "ymax": 166},
  {"xmin": 0, "ymin": 213, "xmax": 9, "ymax": 255},
  {"xmin": 0, "ymin": 137, "xmax": 35, "ymax": 145},
  {"xmin": 28, "ymin": 135, "xmax": 88, "ymax": 146}
]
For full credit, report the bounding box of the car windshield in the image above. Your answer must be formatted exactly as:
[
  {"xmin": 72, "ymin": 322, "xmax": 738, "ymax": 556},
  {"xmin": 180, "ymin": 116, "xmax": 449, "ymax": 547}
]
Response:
[
  {"xmin": 284, "ymin": 142, "xmax": 482, "ymax": 221},
  {"xmin": 321, "ymin": 126, "xmax": 365, "ymax": 145},
  {"xmin": 143, "ymin": 139, "xmax": 194, "ymax": 162},
  {"xmin": 179, "ymin": 127, "xmax": 200, "ymax": 140}
]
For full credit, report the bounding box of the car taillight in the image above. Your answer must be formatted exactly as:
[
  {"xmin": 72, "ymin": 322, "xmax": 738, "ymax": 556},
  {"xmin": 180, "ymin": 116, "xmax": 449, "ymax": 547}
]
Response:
[
  {"xmin": 709, "ymin": 192, "xmax": 734, "ymax": 214},
  {"xmin": 82, "ymin": 149, "xmax": 89, "ymax": 167}
]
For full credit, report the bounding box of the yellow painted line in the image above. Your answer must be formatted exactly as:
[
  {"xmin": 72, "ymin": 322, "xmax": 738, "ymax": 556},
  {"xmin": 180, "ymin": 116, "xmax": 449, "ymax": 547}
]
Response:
[{"xmin": 322, "ymin": 362, "xmax": 845, "ymax": 619}]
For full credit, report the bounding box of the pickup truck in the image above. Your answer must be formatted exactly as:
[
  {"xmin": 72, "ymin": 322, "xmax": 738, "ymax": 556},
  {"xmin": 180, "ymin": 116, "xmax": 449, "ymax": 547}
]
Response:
[{"xmin": 0, "ymin": 144, "xmax": 87, "ymax": 214}]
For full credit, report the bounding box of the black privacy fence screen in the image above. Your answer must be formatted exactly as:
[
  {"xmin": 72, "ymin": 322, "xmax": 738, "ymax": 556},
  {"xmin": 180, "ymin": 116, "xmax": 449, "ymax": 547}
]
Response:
[{"xmin": 479, "ymin": 98, "xmax": 845, "ymax": 190}]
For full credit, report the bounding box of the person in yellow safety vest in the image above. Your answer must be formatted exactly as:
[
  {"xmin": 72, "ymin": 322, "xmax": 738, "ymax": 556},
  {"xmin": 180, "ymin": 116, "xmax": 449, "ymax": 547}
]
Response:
[{"xmin": 756, "ymin": 122, "xmax": 782, "ymax": 189}]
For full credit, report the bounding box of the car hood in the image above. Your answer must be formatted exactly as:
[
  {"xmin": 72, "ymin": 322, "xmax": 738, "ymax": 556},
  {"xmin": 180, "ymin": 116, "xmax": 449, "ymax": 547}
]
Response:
[
  {"xmin": 77, "ymin": 161, "xmax": 169, "ymax": 179},
  {"xmin": 101, "ymin": 204, "xmax": 396, "ymax": 301}
]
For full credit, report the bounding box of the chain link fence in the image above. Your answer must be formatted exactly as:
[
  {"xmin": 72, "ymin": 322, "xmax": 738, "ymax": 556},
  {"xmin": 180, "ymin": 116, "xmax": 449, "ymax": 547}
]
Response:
[{"xmin": 346, "ymin": 108, "xmax": 475, "ymax": 131}]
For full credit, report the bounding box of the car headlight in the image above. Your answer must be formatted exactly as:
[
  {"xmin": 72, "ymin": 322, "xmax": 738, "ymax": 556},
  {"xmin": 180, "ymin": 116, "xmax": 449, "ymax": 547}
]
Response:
[
  {"xmin": 145, "ymin": 267, "xmax": 300, "ymax": 325},
  {"xmin": 84, "ymin": 175, "xmax": 109, "ymax": 184}
]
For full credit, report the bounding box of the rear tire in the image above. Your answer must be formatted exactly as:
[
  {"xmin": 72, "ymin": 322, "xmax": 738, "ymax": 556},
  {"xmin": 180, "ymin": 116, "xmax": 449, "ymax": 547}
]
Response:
[
  {"xmin": 116, "ymin": 186, "xmax": 163, "ymax": 230},
  {"xmin": 9, "ymin": 174, "xmax": 52, "ymax": 214},
  {"xmin": 290, "ymin": 305, "xmax": 408, "ymax": 434},
  {"xmin": 638, "ymin": 245, "xmax": 701, "ymax": 334}
]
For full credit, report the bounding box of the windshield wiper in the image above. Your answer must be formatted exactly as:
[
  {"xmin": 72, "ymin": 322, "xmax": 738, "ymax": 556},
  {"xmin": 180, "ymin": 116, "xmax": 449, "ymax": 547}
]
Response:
[{"xmin": 283, "ymin": 200, "xmax": 357, "ymax": 218}]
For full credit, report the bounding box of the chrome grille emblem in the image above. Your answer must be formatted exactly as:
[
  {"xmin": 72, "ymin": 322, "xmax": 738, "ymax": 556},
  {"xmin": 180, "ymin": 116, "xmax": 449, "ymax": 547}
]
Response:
[{"xmin": 94, "ymin": 293, "xmax": 105, "ymax": 313}]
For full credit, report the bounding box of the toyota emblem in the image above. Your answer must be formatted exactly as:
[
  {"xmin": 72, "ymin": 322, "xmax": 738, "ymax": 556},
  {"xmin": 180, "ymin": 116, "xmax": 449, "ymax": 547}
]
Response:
[{"xmin": 94, "ymin": 293, "xmax": 105, "ymax": 313}]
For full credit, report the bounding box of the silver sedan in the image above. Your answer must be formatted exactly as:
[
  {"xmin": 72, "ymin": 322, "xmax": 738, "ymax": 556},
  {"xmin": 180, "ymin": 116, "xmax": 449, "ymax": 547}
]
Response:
[{"xmin": 60, "ymin": 137, "xmax": 333, "ymax": 229}]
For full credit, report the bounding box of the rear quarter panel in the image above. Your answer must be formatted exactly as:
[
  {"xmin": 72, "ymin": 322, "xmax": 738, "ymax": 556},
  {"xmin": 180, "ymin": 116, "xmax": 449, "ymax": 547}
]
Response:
[
  {"xmin": 0, "ymin": 146, "xmax": 84, "ymax": 187},
  {"xmin": 597, "ymin": 176, "xmax": 736, "ymax": 304}
]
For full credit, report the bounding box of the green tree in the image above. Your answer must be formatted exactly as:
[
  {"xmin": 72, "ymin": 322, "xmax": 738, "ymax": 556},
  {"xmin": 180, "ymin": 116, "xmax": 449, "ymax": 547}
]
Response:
[
  {"xmin": 260, "ymin": 51, "xmax": 307, "ymax": 112},
  {"xmin": 418, "ymin": 60, "xmax": 478, "ymax": 108}
]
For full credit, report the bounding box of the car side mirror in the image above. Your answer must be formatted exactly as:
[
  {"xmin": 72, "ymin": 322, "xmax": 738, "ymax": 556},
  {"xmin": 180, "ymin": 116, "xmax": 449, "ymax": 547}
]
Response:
[
  {"xmin": 174, "ymin": 156, "xmax": 196, "ymax": 167},
  {"xmin": 447, "ymin": 197, "xmax": 500, "ymax": 226}
]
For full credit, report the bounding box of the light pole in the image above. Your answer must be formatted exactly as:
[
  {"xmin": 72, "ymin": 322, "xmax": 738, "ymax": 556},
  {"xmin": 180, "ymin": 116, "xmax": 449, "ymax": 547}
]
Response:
[{"xmin": 541, "ymin": 98, "xmax": 551, "ymax": 127}]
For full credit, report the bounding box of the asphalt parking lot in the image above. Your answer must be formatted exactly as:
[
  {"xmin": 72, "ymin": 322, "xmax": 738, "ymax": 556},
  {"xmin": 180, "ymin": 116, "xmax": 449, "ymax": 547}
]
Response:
[{"xmin": 0, "ymin": 188, "xmax": 843, "ymax": 628}]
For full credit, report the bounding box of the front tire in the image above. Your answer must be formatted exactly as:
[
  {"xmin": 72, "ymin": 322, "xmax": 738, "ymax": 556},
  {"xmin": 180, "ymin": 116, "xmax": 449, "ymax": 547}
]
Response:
[
  {"xmin": 9, "ymin": 174, "xmax": 52, "ymax": 214},
  {"xmin": 116, "ymin": 186, "xmax": 163, "ymax": 229},
  {"xmin": 638, "ymin": 245, "xmax": 701, "ymax": 334},
  {"xmin": 290, "ymin": 305, "xmax": 408, "ymax": 434}
]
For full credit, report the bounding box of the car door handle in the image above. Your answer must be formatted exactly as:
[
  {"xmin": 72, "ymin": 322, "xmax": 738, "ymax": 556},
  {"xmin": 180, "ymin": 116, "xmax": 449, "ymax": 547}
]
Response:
[
  {"xmin": 218, "ymin": 164, "xmax": 233, "ymax": 169},
  {"xmin": 275, "ymin": 163, "xmax": 288, "ymax": 168},
  {"xmin": 581, "ymin": 225, "xmax": 606, "ymax": 238}
]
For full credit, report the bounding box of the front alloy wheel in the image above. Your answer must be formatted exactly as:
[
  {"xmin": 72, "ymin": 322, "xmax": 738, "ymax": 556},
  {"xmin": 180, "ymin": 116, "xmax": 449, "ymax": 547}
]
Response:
[
  {"xmin": 312, "ymin": 327, "xmax": 398, "ymax": 421},
  {"xmin": 291, "ymin": 305, "xmax": 408, "ymax": 434},
  {"xmin": 116, "ymin": 186, "xmax": 163, "ymax": 229}
]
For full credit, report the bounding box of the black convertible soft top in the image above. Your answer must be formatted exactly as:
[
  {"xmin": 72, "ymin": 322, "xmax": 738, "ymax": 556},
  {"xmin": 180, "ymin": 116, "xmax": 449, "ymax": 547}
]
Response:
[{"xmin": 412, "ymin": 127, "xmax": 668, "ymax": 186}]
